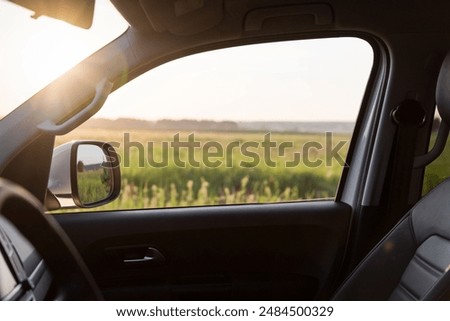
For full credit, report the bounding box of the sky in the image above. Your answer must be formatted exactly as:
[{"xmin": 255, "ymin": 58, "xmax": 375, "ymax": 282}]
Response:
[{"xmin": 0, "ymin": 0, "xmax": 374, "ymax": 123}]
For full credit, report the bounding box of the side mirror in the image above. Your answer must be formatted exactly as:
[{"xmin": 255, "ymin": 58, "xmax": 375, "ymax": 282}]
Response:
[{"xmin": 46, "ymin": 141, "xmax": 120, "ymax": 210}]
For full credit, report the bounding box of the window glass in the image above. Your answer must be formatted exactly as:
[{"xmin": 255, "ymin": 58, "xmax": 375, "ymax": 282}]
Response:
[{"xmin": 54, "ymin": 37, "xmax": 373, "ymax": 211}]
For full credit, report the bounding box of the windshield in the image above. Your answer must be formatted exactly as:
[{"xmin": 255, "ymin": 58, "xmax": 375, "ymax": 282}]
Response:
[{"xmin": 0, "ymin": 0, "xmax": 128, "ymax": 120}]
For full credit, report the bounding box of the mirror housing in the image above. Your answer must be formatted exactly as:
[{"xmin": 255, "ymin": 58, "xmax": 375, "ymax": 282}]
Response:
[{"xmin": 46, "ymin": 141, "xmax": 120, "ymax": 210}]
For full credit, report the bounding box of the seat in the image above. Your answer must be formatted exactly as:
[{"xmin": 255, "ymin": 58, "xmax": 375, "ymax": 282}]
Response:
[{"xmin": 333, "ymin": 51, "xmax": 450, "ymax": 300}]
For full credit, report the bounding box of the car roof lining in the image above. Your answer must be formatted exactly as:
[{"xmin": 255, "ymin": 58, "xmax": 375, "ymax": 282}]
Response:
[{"xmin": 111, "ymin": 0, "xmax": 450, "ymax": 37}]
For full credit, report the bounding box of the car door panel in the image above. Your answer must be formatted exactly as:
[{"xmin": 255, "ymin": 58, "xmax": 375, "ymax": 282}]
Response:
[{"xmin": 55, "ymin": 201, "xmax": 351, "ymax": 300}]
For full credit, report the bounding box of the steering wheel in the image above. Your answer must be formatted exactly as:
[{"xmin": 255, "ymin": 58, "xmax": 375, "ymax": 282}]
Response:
[{"xmin": 0, "ymin": 178, "xmax": 102, "ymax": 300}]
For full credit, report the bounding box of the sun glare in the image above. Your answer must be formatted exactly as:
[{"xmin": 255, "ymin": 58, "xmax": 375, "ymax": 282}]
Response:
[
  {"xmin": 0, "ymin": 0, "xmax": 127, "ymax": 118},
  {"xmin": 19, "ymin": 25, "xmax": 91, "ymax": 91}
]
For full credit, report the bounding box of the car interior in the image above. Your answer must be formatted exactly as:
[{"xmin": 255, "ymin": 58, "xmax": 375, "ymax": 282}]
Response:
[{"xmin": 3, "ymin": 0, "xmax": 450, "ymax": 301}]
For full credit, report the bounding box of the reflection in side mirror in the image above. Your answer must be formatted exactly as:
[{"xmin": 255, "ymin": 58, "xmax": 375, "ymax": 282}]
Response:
[
  {"xmin": 75, "ymin": 144, "xmax": 113, "ymax": 206},
  {"xmin": 46, "ymin": 141, "xmax": 120, "ymax": 210}
]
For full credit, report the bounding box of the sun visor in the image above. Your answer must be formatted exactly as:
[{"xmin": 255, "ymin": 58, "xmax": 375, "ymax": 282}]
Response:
[{"xmin": 9, "ymin": 0, "xmax": 95, "ymax": 29}]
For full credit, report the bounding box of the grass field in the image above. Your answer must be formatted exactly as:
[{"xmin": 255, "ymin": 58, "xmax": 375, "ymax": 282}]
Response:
[
  {"xmin": 56, "ymin": 128, "xmax": 351, "ymax": 211},
  {"xmin": 54, "ymin": 127, "xmax": 450, "ymax": 211},
  {"xmin": 422, "ymin": 133, "xmax": 450, "ymax": 195}
]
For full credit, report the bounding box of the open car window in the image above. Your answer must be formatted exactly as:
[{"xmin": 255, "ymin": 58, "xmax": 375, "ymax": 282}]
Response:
[{"xmin": 53, "ymin": 37, "xmax": 373, "ymax": 212}]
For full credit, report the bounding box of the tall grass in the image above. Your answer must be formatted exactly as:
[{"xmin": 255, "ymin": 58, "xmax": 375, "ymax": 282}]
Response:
[
  {"xmin": 422, "ymin": 133, "xmax": 450, "ymax": 195},
  {"xmin": 54, "ymin": 128, "xmax": 349, "ymax": 212}
]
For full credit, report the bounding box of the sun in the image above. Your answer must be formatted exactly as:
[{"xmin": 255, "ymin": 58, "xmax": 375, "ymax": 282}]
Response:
[
  {"xmin": 20, "ymin": 25, "xmax": 92, "ymax": 91},
  {"xmin": 0, "ymin": 0, "xmax": 127, "ymax": 116}
]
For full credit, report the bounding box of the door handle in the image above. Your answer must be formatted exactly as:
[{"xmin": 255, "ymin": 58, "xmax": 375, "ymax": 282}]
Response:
[
  {"xmin": 123, "ymin": 256, "xmax": 155, "ymax": 263},
  {"xmin": 122, "ymin": 247, "xmax": 165, "ymax": 264}
]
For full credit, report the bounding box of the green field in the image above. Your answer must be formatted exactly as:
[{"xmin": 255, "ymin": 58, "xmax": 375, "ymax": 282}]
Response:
[
  {"xmin": 422, "ymin": 134, "xmax": 450, "ymax": 195},
  {"xmin": 56, "ymin": 128, "xmax": 351, "ymax": 211},
  {"xmin": 54, "ymin": 127, "xmax": 450, "ymax": 212}
]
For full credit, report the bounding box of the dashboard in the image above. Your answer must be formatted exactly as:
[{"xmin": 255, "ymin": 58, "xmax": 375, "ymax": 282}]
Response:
[{"xmin": 0, "ymin": 215, "xmax": 52, "ymax": 300}]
